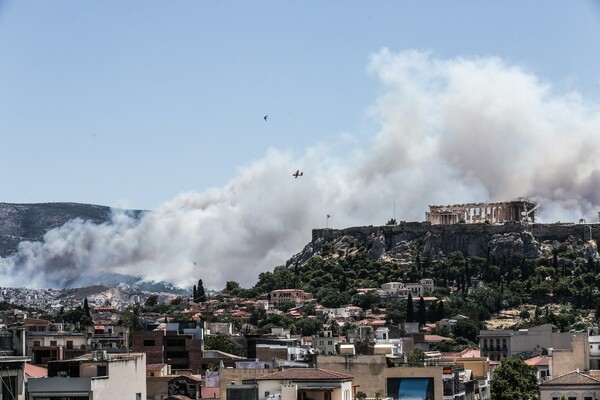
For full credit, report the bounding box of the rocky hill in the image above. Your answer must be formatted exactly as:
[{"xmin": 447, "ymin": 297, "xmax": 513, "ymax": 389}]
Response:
[{"xmin": 290, "ymin": 222, "xmax": 600, "ymax": 268}]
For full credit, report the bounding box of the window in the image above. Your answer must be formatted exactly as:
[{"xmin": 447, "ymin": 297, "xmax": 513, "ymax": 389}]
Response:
[
  {"xmin": 166, "ymin": 338, "xmax": 186, "ymax": 347},
  {"xmin": 97, "ymin": 365, "xmax": 108, "ymax": 376},
  {"xmin": 66, "ymin": 340, "xmax": 73, "ymax": 350},
  {"xmin": 33, "ymin": 341, "xmax": 40, "ymax": 347},
  {"xmin": 136, "ymin": 393, "xmax": 141, "ymax": 400},
  {"xmin": 328, "ymin": 341, "xmax": 333, "ymax": 345},
  {"xmin": 584, "ymin": 397, "xmax": 593, "ymax": 400},
  {"xmin": 50, "ymin": 340, "xmax": 57, "ymax": 346},
  {"xmin": 143, "ymin": 339, "xmax": 156, "ymax": 346}
]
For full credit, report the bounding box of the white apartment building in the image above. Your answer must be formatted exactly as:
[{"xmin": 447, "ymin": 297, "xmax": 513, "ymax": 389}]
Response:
[
  {"xmin": 27, "ymin": 352, "xmax": 146, "ymax": 400},
  {"xmin": 380, "ymin": 279, "xmax": 435, "ymax": 299}
]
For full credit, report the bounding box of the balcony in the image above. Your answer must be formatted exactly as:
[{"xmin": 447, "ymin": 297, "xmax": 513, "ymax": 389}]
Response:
[{"xmin": 91, "ymin": 333, "xmax": 123, "ymax": 339}]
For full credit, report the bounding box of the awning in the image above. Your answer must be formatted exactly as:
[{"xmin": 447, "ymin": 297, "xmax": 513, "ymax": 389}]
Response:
[
  {"xmin": 298, "ymin": 387, "xmax": 339, "ymax": 392},
  {"xmin": 399, "ymin": 378, "xmax": 429, "ymax": 400}
]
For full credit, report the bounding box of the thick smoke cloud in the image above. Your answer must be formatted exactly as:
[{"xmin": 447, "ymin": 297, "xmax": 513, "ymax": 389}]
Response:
[{"xmin": 2, "ymin": 49, "xmax": 600, "ymax": 289}]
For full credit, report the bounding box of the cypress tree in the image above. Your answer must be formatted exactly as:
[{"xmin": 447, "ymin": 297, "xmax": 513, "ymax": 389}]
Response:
[
  {"xmin": 417, "ymin": 296, "xmax": 426, "ymax": 326},
  {"xmin": 83, "ymin": 298, "xmax": 91, "ymax": 317},
  {"xmin": 193, "ymin": 285, "xmax": 197, "ymax": 301},
  {"xmin": 197, "ymin": 279, "xmax": 207, "ymax": 302},
  {"xmin": 436, "ymin": 300, "xmax": 445, "ymax": 321},
  {"xmin": 406, "ymin": 293, "xmax": 415, "ymax": 323}
]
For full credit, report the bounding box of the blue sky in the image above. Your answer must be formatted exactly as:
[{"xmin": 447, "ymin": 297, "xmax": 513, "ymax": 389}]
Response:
[
  {"xmin": 2, "ymin": 1, "xmax": 600, "ymax": 210},
  {"xmin": 3, "ymin": 1, "xmax": 600, "ymax": 288}
]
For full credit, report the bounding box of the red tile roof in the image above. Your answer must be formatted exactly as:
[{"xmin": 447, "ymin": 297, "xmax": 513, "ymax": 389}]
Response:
[
  {"xmin": 424, "ymin": 334, "xmax": 451, "ymax": 342},
  {"xmin": 441, "ymin": 348, "xmax": 481, "ymax": 358},
  {"xmin": 147, "ymin": 363, "xmax": 167, "ymax": 372},
  {"xmin": 25, "ymin": 363, "xmax": 48, "ymax": 378},
  {"xmin": 524, "ymin": 355, "xmax": 550, "ymax": 367},
  {"xmin": 257, "ymin": 368, "xmax": 353, "ymax": 381},
  {"xmin": 541, "ymin": 370, "xmax": 600, "ymax": 386},
  {"xmin": 201, "ymin": 387, "xmax": 220, "ymax": 399}
]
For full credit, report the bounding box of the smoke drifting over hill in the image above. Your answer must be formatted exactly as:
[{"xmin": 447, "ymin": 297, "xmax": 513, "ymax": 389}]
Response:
[{"xmin": 2, "ymin": 49, "xmax": 600, "ymax": 289}]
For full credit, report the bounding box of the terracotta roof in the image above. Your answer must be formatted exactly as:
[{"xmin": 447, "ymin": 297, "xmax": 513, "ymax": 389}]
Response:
[
  {"xmin": 441, "ymin": 348, "xmax": 481, "ymax": 358},
  {"xmin": 424, "ymin": 334, "xmax": 451, "ymax": 342},
  {"xmin": 25, "ymin": 363, "xmax": 48, "ymax": 378},
  {"xmin": 147, "ymin": 363, "xmax": 167, "ymax": 372},
  {"xmin": 541, "ymin": 370, "xmax": 600, "ymax": 386},
  {"xmin": 23, "ymin": 318, "xmax": 50, "ymax": 325},
  {"xmin": 257, "ymin": 368, "xmax": 353, "ymax": 381},
  {"xmin": 168, "ymin": 375, "xmax": 203, "ymax": 383},
  {"xmin": 201, "ymin": 387, "xmax": 220, "ymax": 399},
  {"xmin": 524, "ymin": 355, "xmax": 549, "ymax": 367}
]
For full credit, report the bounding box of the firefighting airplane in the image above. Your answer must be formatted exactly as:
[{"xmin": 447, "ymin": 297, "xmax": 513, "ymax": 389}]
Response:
[{"xmin": 293, "ymin": 170, "xmax": 304, "ymax": 178}]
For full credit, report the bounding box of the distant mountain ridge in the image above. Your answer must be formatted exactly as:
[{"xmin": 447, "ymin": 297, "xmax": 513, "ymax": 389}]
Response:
[
  {"xmin": 0, "ymin": 202, "xmax": 120, "ymax": 257},
  {"xmin": 0, "ymin": 202, "xmax": 189, "ymax": 294}
]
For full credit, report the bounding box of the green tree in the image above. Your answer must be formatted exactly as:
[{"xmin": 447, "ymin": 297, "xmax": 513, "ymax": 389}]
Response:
[
  {"xmin": 294, "ymin": 317, "xmax": 323, "ymax": 336},
  {"xmin": 224, "ymin": 281, "xmax": 242, "ymax": 296},
  {"xmin": 196, "ymin": 279, "xmax": 207, "ymax": 302},
  {"xmin": 491, "ymin": 357, "xmax": 538, "ymax": 400},
  {"xmin": 83, "ymin": 298, "xmax": 91, "ymax": 317},
  {"xmin": 406, "ymin": 293, "xmax": 415, "ymax": 323},
  {"xmin": 435, "ymin": 300, "xmax": 445, "ymax": 321},
  {"xmin": 204, "ymin": 334, "xmax": 241, "ymax": 356},
  {"xmin": 406, "ymin": 348, "xmax": 425, "ymax": 364},
  {"xmin": 417, "ymin": 296, "xmax": 426, "ymax": 326},
  {"xmin": 62, "ymin": 306, "xmax": 93, "ymax": 329},
  {"xmin": 452, "ymin": 319, "xmax": 479, "ymax": 343},
  {"xmin": 145, "ymin": 295, "xmax": 158, "ymax": 308}
]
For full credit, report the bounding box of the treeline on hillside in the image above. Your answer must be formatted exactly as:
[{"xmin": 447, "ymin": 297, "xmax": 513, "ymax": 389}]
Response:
[{"xmin": 221, "ymin": 240, "xmax": 600, "ymax": 332}]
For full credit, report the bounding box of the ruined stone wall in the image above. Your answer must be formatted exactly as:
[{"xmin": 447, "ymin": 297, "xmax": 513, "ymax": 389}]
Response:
[
  {"xmin": 426, "ymin": 200, "xmax": 537, "ymax": 225},
  {"xmin": 312, "ymin": 222, "xmax": 600, "ymax": 260},
  {"xmin": 531, "ymin": 224, "xmax": 600, "ymax": 242}
]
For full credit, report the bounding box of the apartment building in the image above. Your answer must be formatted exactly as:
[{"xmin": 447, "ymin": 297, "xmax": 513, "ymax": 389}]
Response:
[
  {"xmin": 132, "ymin": 323, "xmax": 204, "ymax": 372},
  {"xmin": 479, "ymin": 324, "xmax": 582, "ymax": 361},
  {"xmin": 27, "ymin": 352, "xmax": 146, "ymax": 399},
  {"xmin": 268, "ymin": 289, "xmax": 313, "ymax": 308}
]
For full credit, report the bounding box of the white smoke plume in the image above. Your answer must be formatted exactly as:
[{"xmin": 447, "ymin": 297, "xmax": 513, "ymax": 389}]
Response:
[{"xmin": 2, "ymin": 49, "xmax": 600, "ymax": 290}]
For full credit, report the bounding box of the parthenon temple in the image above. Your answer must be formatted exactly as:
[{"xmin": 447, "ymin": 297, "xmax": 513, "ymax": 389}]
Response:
[{"xmin": 426, "ymin": 199, "xmax": 538, "ymax": 225}]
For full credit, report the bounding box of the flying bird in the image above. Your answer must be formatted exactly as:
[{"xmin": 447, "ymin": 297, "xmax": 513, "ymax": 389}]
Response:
[
  {"xmin": 264, "ymin": 115, "xmax": 268, "ymax": 121},
  {"xmin": 293, "ymin": 170, "xmax": 303, "ymax": 179}
]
